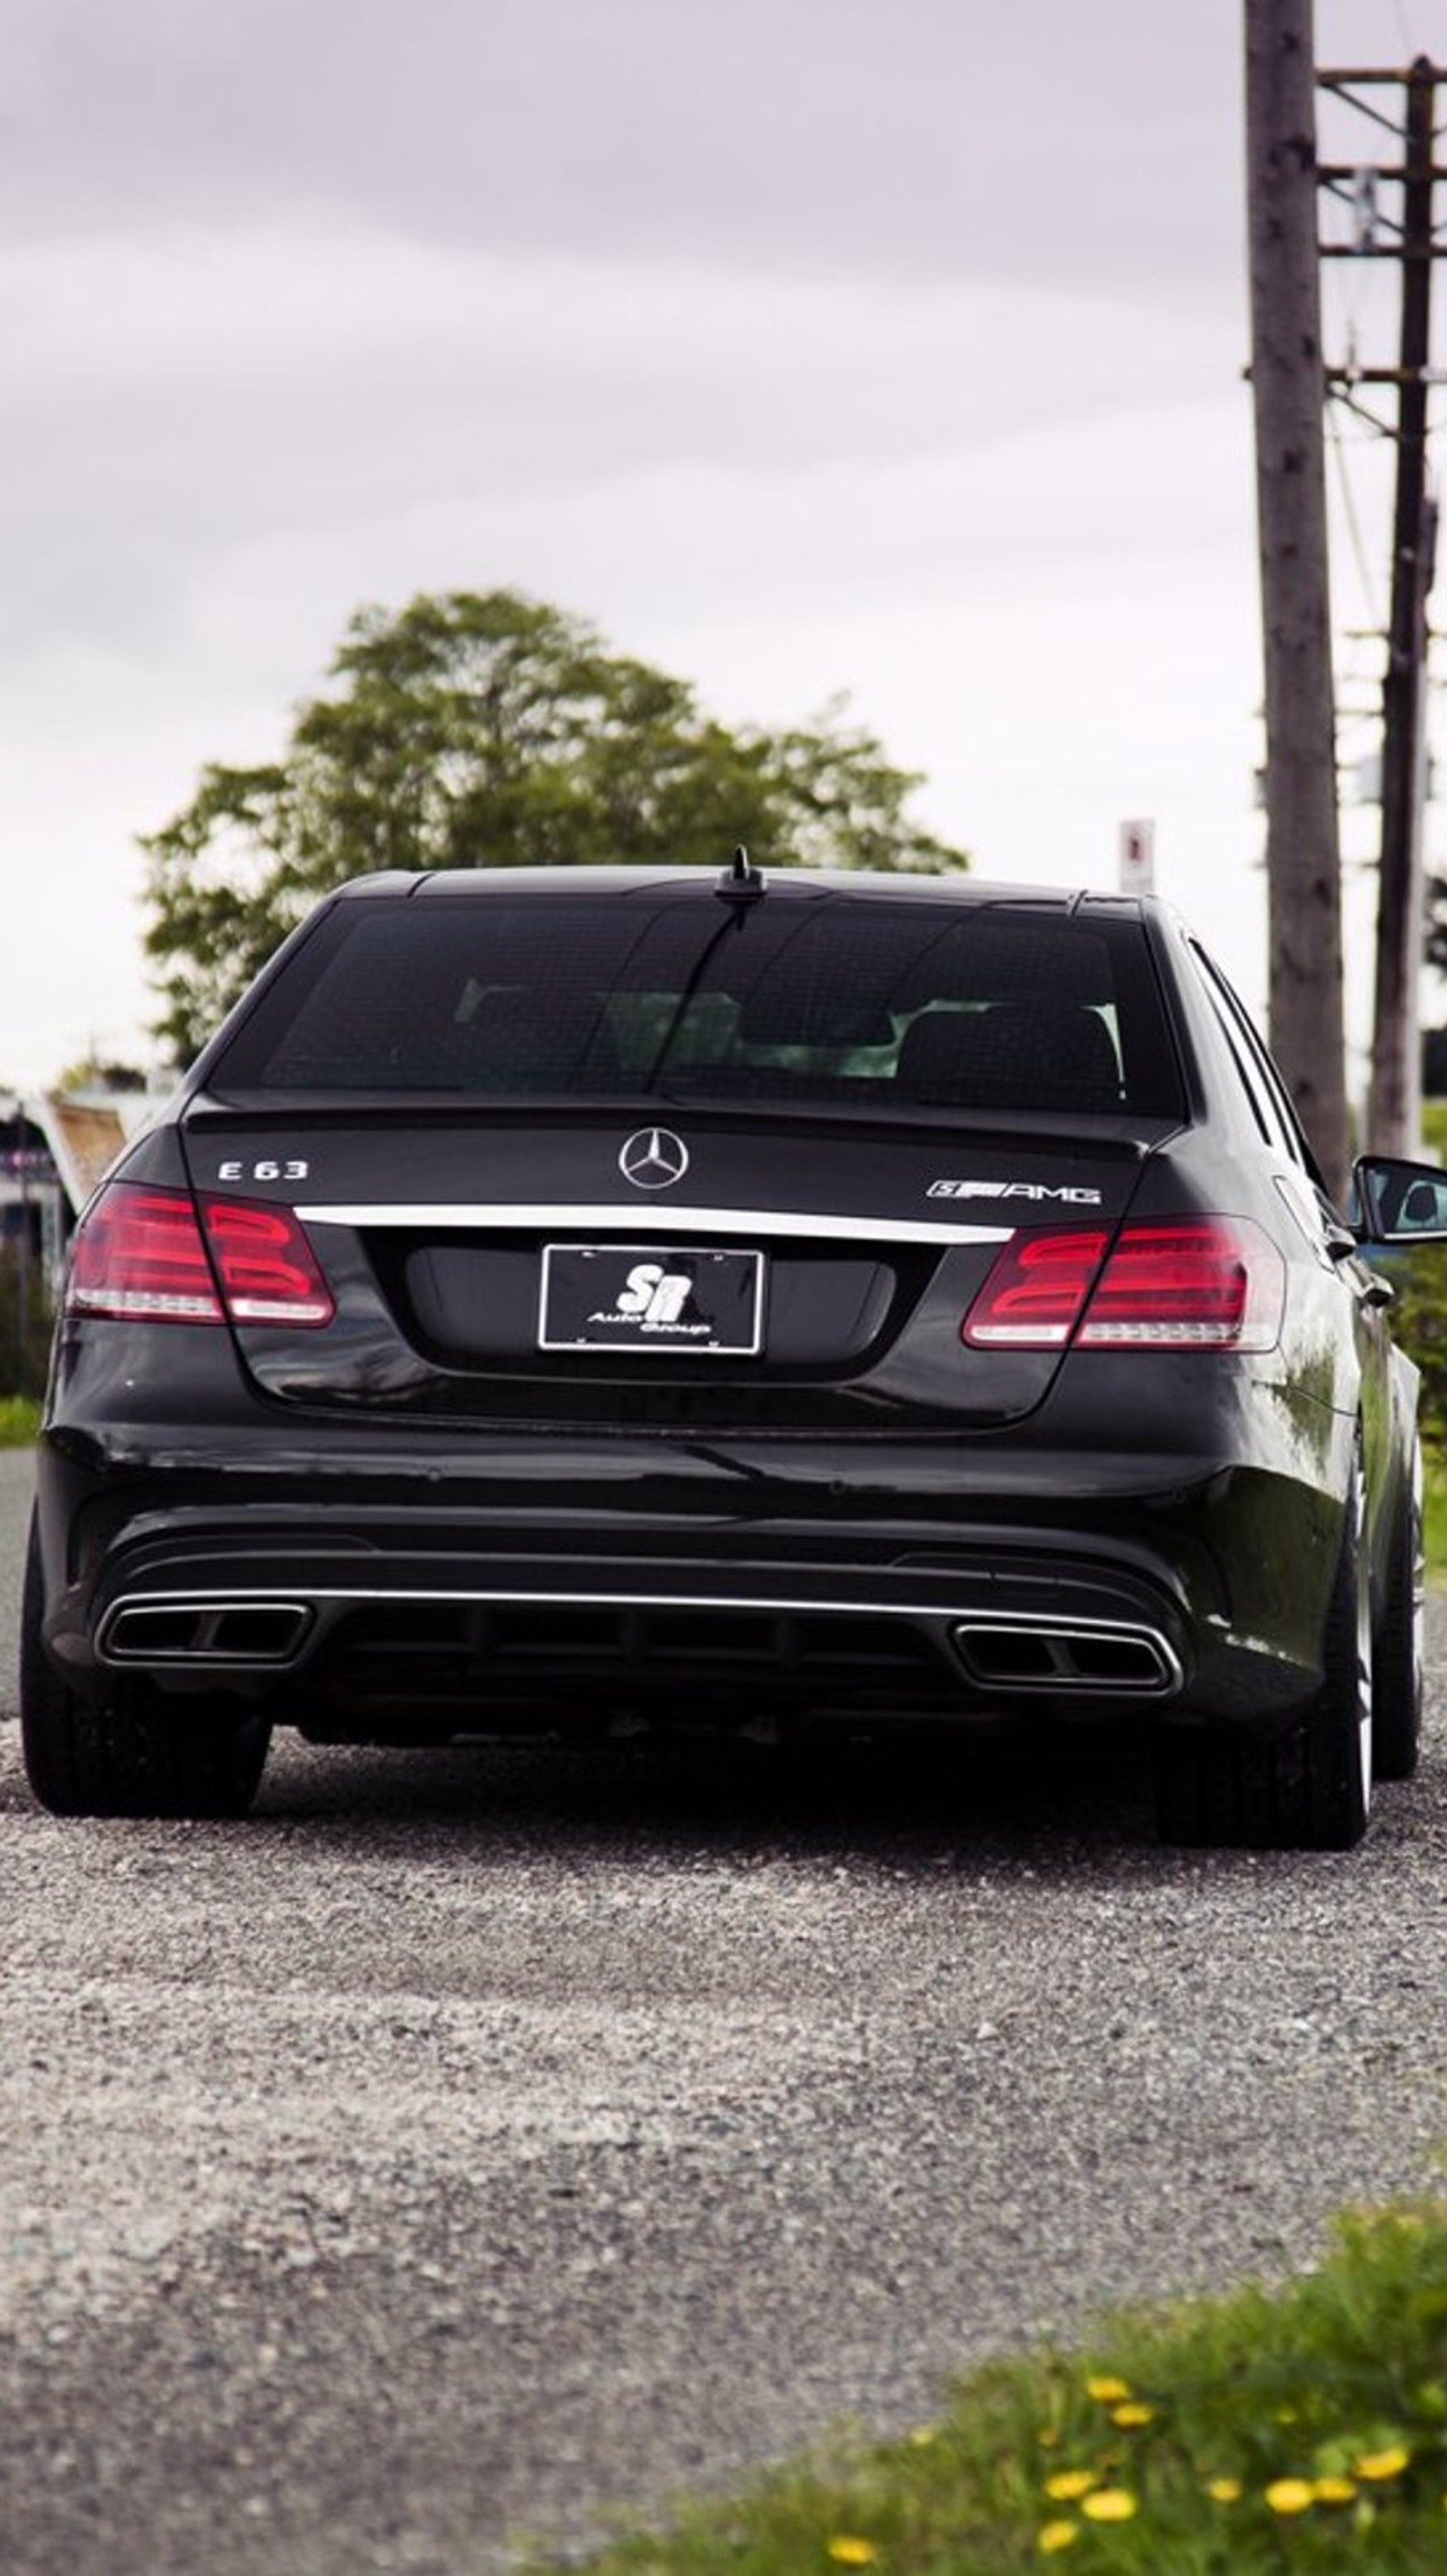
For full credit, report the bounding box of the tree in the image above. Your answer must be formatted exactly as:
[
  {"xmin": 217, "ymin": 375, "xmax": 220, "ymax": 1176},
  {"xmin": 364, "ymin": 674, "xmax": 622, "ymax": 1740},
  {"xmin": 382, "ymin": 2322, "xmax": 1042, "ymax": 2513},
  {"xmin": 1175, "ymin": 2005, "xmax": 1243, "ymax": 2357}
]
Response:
[
  {"xmin": 49, "ymin": 1055, "xmax": 150, "ymax": 1096},
  {"xmin": 142, "ymin": 590, "xmax": 969, "ymax": 1065}
]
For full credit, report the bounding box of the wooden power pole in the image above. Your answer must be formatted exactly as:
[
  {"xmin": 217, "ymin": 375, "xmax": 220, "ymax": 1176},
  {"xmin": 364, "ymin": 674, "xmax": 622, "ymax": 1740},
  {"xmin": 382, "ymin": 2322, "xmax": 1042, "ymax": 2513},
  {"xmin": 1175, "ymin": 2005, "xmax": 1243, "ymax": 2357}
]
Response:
[
  {"xmin": 1244, "ymin": 0, "xmax": 1349, "ymax": 1199},
  {"xmin": 1319, "ymin": 58, "xmax": 1446, "ymax": 1157},
  {"xmin": 1366, "ymin": 59, "xmax": 1438, "ymax": 1156}
]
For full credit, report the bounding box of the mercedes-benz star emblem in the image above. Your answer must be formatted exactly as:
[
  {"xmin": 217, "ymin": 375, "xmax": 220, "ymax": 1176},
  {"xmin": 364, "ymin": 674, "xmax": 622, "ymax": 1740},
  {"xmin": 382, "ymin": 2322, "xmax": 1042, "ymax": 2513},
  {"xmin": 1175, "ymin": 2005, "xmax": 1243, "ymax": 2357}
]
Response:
[{"xmin": 619, "ymin": 1127, "xmax": 690, "ymax": 1190}]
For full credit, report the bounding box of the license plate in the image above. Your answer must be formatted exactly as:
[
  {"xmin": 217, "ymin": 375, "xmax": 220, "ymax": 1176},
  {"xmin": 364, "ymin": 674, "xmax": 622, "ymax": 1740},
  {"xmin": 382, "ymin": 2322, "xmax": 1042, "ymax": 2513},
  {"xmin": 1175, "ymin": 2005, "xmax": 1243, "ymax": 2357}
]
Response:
[{"xmin": 539, "ymin": 1244, "xmax": 764, "ymax": 1354}]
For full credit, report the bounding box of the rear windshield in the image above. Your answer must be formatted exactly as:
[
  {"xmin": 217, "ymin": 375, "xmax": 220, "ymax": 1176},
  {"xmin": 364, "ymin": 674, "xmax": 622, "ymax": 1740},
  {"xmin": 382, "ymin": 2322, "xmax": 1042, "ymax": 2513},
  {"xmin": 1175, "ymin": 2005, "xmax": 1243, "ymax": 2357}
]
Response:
[{"xmin": 208, "ymin": 888, "xmax": 1184, "ymax": 1119}]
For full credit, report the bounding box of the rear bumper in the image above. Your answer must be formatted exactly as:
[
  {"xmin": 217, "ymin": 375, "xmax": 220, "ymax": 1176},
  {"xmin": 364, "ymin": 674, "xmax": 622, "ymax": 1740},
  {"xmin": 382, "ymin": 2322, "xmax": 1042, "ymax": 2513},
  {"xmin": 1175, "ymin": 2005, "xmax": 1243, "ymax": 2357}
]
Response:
[
  {"xmin": 33, "ymin": 1428, "xmax": 1342, "ymax": 1730},
  {"xmin": 86, "ymin": 1536, "xmax": 1187, "ymax": 1706}
]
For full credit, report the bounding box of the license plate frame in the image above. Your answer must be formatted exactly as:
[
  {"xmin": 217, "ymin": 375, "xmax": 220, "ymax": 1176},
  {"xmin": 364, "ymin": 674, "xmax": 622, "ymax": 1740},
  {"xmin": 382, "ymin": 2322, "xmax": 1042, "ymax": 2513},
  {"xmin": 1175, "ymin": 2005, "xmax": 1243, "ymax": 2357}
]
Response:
[{"xmin": 538, "ymin": 1243, "xmax": 765, "ymax": 1355}]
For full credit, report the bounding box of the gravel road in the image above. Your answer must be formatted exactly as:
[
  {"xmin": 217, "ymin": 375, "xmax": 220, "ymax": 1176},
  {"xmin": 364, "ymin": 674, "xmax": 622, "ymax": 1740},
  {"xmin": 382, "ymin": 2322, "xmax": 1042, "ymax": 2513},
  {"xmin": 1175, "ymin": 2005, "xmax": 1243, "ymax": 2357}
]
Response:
[{"xmin": 4, "ymin": 1439, "xmax": 1447, "ymax": 2575}]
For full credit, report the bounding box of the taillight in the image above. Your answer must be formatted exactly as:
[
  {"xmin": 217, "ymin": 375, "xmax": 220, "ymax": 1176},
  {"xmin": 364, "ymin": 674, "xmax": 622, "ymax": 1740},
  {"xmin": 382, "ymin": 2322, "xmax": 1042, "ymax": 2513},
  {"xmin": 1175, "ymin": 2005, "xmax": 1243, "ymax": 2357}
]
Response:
[
  {"xmin": 1076, "ymin": 1220, "xmax": 1283, "ymax": 1348},
  {"xmin": 964, "ymin": 1219, "xmax": 1285, "ymax": 1354},
  {"xmin": 66, "ymin": 1184, "xmax": 334, "ymax": 1329},
  {"xmin": 961, "ymin": 1230, "xmax": 1110, "ymax": 1346},
  {"xmin": 199, "ymin": 1196, "xmax": 335, "ymax": 1326},
  {"xmin": 69, "ymin": 1187, "xmax": 223, "ymax": 1322}
]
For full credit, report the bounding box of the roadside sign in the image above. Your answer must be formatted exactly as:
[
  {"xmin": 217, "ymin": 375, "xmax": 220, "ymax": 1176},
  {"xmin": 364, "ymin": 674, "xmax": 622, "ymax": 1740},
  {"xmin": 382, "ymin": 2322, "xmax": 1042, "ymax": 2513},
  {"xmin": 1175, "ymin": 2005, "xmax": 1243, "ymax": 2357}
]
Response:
[{"xmin": 1119, "ymin": 818, "xmax": 1156, "ymax": 893}]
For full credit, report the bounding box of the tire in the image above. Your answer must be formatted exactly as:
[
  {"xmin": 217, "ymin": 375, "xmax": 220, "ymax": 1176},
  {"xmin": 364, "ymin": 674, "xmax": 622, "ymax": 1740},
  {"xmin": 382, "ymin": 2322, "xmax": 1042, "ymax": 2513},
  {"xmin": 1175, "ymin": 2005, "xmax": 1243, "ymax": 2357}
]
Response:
[
  {"xmin": 20, "ymin": 1518, "xmax": 271, "ymax": 1820},
  {"xmin": 1372, "ymin": 1438, "xmax": 1423, "ymax": 1782},
  {"xmin": 1153, "ymin": 1470, "xmax": 1373, "ymax": 1853}
]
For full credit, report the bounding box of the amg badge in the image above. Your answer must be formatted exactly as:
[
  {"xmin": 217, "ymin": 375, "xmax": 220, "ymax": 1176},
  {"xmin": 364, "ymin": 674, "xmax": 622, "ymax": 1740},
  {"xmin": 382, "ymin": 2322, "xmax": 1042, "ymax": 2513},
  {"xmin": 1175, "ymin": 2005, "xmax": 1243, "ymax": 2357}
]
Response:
[{"xmin": 927, "ymin": 1179, "xmax": 1104, "ymax": 1204}]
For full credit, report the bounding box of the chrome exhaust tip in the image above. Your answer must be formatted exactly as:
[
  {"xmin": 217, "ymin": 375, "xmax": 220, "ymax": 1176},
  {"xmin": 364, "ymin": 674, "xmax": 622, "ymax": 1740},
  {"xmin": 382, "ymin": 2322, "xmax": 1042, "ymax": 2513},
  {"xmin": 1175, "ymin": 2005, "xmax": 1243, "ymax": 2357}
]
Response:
[
  {"xmin": 951, "ymin": 1615, "xmax": 1180, "ymax": 1696},
  {"xmin": 99, "ymin": 1599, "xmax": 314, "ymax": 1666}
]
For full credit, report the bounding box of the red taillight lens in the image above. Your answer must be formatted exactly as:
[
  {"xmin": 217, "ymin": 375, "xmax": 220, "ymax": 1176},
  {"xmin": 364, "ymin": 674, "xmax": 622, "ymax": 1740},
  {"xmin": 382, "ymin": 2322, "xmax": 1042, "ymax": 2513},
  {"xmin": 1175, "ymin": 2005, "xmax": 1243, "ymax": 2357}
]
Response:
[
  {"xmin": 1076, "ymin": 1219, "xmax": 1283, "ymax": 1349},
  {"xmin": 68, "ymin": 1186, "xmax": 223, "ymax": 1322},
  {"xmin": 963, "ymin": 1219, "xmax": 1285, "ymax": 1354},
  {"xmin": 66, "ymin": 1184, "xmax": 334, "ymax": 1329},
  {"xmin": 962, "ymin": 1229, "xmax": 1111, "ymax": 1346},
  {"xmin": 199, "ymin": 1196, "xmax": 335, "ymax": 1326}
]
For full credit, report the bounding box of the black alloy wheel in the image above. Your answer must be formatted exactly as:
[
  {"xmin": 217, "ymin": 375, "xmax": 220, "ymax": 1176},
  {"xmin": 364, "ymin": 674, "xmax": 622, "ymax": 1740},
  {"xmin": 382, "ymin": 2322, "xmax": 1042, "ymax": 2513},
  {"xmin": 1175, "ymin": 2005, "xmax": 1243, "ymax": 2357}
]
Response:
[
  {"xmin": 19, "ymin": 1519, "xmax": 272, "ymax": 1820},
  {"xmin": 1153, "ymin": 1467, "xmax": 1373, "ymax": 1853}
]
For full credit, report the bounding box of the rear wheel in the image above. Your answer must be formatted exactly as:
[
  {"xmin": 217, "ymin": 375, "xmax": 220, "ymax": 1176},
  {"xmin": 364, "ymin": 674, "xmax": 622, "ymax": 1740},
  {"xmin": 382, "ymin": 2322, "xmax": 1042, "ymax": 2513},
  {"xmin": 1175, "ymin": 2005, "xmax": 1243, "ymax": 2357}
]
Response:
[
  {"xmin": 20, "ymin": 1519, "xmax": 271, "ymax": 1819},
  {"xmin": 1372, "ymin": 1439, "xmax": 1423, "ymax": 1782},
  {"xmin": 1153, "ymin": 1475, "xmax": 1373, "ymax": 1852}
]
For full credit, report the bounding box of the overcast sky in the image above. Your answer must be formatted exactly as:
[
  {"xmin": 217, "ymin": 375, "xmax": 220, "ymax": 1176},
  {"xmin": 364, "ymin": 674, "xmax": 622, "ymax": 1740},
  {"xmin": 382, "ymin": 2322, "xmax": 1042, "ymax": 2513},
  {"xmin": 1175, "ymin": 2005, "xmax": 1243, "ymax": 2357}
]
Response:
[{"xmin": 3, "ymin": 0, "xmax": 1437, "ymax": 1088}]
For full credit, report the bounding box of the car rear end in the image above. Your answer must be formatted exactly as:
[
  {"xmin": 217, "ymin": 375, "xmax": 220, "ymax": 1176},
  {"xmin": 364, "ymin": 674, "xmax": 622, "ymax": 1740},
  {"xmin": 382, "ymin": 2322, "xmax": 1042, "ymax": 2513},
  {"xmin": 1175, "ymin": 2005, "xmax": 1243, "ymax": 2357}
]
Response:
[{"xmin": 30, "ymin": 868, "xmax": 1355, "ymax": 1788}]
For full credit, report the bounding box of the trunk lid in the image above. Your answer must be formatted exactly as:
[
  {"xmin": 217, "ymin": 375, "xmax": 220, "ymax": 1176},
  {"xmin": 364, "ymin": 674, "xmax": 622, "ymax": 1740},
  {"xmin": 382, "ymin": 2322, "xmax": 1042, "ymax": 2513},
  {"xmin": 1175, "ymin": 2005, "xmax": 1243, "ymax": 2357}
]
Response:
[{"xmin": 179, "ymin": 1099, "xmax": 1164, "ymax": 1429}]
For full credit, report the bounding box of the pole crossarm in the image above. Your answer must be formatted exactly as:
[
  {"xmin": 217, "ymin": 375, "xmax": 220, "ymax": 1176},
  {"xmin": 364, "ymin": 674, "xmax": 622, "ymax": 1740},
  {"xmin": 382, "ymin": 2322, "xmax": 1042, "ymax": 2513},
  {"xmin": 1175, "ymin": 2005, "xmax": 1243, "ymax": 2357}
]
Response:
[
  {"xmin": 1326, "ymin": 363, "xmax": 1447, "ymax": 382},
  {"xmin": 1319, "ymin": 64, "xmax": 1447, "ymax": 82},
  {"xmin": 1319, "ymin": 164, "xmax": 1447, "ymax": 181}
]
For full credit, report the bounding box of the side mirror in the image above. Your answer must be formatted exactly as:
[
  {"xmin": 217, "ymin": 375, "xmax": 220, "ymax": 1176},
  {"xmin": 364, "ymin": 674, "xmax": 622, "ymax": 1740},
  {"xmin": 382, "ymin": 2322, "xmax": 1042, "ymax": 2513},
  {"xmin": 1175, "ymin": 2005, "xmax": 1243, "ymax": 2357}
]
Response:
[{"xmin": 1353, "ymin": 1153, "xmax": 1447, "ymax": 1245}]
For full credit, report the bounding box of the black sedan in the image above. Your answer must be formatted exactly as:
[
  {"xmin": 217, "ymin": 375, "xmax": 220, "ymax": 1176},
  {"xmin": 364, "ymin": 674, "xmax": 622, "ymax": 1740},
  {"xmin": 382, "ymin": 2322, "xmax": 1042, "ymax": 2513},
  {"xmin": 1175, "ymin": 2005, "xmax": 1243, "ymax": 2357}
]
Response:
[{"xmin": 18, "ymin": 863, "xmax": 1441, "ymax": 1846}]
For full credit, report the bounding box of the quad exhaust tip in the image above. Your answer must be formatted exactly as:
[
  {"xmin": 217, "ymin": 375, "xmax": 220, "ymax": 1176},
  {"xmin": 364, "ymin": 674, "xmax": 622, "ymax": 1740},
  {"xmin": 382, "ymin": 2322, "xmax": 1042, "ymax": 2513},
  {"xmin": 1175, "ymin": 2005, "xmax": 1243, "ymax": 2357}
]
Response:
[
  {"xmin": 951, "ymin": 1616, "xmax": 1180, "ymax": 1696},
  {"xmin": 99, "ymin": 1600, "xmax": 314, "ymax": 1666}
]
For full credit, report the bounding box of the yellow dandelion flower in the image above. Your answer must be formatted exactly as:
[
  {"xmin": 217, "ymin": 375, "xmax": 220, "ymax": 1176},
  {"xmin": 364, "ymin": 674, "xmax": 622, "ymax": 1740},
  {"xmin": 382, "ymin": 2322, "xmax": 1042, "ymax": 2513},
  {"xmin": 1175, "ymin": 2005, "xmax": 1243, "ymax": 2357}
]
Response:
[
  {"xmin": 1355, "ymin": 2445, "xmax": 1412, "ymax": 2482},
  {"xmin": 1264, "ymin": 2478, "xmax": 1316, "ymax": 2515},
  {"xmin": 827, "ymin": 2542, "xmax": 879, "ymax": 2567},
  {"xmin": 1111, "ymin": 2402, "xmax": 1155, "ymax": 2428},
  {"xmin": 1037, "ymin": 2524, "xmax": 1079, "ymax": 2555},
  {"xmin": 1081, "ymin": 2488, "xmax": 1138, "ymax": 2523},
  {"xmin": 1313, "ymin": 2477, "xmax": 1358, "ymax": 2505},
  {"xmin": 1084, "ymin": 2375, "xmax": 1131, "ymax": 2403},
  {"xmin": 906, "ymin": 2426, "xmax": 937, "ymax": 2449},
  {"xmin": 1206, "ymin": 2477, "xmax": 1242, "ymax": 2504},
  {"xmin": 1045, "ymin": 2470, "xmax": 1097, "ymax": 2501}
]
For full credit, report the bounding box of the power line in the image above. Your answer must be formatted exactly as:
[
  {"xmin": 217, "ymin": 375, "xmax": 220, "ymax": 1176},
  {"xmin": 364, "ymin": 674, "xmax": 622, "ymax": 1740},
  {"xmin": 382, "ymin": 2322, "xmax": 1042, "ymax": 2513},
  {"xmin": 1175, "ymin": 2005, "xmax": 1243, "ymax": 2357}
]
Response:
[{"xmin": 1328, "ymin": 394, "xmax": 1389, "ymax": 629}]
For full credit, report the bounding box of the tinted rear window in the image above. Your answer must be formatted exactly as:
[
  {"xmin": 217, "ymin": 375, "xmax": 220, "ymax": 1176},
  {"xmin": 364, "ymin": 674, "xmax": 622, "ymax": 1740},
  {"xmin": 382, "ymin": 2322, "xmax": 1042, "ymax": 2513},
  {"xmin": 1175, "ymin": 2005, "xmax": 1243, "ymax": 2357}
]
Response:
[{"xmin": 209, "ymin": 888, "xmax": 1184, "ymax": 1118}]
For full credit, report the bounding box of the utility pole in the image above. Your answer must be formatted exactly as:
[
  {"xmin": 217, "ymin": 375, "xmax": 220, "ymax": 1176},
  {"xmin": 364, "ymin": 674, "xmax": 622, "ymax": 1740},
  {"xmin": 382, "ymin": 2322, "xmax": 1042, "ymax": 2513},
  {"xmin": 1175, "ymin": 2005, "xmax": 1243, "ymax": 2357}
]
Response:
[
  {"xmin": 1368, "ymin": 61, "xmax": 1436, "ymax": 1155},
  {"xmin": 1244, "ymin": 0, "xmax": 1349, "ymax": 1200},
  {"xmin": 1320, "ymin": 57, "xmax": 1445, "ymax": 1157}
]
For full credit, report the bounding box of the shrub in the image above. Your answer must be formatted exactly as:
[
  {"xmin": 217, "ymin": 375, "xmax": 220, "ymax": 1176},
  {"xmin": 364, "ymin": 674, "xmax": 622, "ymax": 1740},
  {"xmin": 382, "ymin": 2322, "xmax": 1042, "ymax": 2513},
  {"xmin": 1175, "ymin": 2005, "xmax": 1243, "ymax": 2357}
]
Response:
[
  {"xmin": 0, "ymin": 1241, "xmax": 54, "ymax": 1399},
  {"xmin": 1381, "ymin": 1249, "xmax": 1447, "ymax": 1449}
]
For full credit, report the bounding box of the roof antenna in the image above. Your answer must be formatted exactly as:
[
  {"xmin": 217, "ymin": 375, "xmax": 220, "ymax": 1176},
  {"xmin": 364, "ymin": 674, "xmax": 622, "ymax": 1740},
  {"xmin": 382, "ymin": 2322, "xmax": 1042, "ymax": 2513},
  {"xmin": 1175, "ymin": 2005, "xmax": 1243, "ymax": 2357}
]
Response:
[{"xmin": 714, "ymin": 843, "xmax": 765, "ymax": 905}]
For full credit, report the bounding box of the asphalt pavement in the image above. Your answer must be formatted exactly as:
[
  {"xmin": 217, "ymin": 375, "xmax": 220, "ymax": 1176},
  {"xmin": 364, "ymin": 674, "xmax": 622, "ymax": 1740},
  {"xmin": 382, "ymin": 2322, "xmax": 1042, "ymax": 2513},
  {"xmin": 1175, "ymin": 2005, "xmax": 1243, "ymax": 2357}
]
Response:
[{"xmin": 4, "ymin": 1439, "xmax": 1447, "ymax": 2575}]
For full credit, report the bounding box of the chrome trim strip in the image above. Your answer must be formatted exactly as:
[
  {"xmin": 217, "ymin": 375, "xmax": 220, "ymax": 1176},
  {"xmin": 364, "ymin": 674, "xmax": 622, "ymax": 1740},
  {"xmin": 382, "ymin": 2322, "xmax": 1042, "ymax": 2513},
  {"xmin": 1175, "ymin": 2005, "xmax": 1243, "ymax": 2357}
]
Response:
[
  {"xmin": 101, "ymin": 1583, "xmax": 1077, "ymax": 1626},
  {"xmin": 293, "ymin": 1202, "xmax": 1014, "ymax": 1247}
]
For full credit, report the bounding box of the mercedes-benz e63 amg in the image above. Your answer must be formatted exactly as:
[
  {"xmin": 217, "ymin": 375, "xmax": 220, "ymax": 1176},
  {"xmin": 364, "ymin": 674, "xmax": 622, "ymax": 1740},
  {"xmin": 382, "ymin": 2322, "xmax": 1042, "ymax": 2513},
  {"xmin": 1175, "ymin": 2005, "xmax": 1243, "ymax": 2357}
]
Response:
[{"xmin": 19, "ymin": 863, "xmax": 1441, "ymax": 1846}]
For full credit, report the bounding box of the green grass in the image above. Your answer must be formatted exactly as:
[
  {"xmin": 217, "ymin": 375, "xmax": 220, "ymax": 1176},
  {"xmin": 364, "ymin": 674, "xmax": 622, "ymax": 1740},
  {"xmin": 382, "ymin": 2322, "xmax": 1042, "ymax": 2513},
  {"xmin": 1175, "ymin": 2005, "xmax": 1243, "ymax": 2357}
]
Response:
[
  {"xmin": 545, "ymin": 2203, "xmax": 1447, "ymax": 2573},
  {"xmin": 0, "ymin": 1394, "xmax": 41, "ymax": 1447}
]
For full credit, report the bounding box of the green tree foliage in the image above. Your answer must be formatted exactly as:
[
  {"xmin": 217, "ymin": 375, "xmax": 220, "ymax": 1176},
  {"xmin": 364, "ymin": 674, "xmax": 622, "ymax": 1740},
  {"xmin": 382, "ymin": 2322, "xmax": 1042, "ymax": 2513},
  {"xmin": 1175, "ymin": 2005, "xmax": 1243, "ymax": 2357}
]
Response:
[
  {"xmin": 0, "ymin": 1245, "xmax": 53, "ymax": 1399},
  {"xmin": 1382, "ymin": 1248, "xmax": 1447, "ymax": 1451},
  {"xmin": 1425, "ymin": 878, "xmax": 1447, "ymax": 982},
  {"xmin": 142, "ymin": 590, "xmax": 969, "ymax": 1064},
  {"xmin": 49, "ymin": 1056, "xmax": 150, "ymax": 1096}
]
